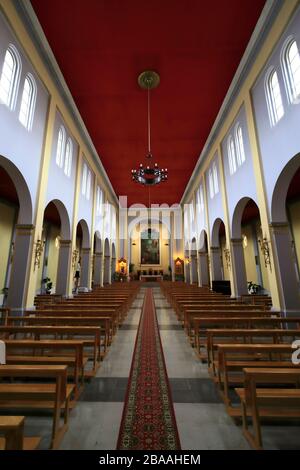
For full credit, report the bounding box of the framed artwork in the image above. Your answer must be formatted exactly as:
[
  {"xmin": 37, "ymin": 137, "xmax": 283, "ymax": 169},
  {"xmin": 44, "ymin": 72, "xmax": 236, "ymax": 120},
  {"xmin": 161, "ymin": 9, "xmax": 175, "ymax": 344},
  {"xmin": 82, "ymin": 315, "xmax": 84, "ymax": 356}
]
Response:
[{"xmin": 141, "ymin": 229, "xmax": 160, "ymax": 265}]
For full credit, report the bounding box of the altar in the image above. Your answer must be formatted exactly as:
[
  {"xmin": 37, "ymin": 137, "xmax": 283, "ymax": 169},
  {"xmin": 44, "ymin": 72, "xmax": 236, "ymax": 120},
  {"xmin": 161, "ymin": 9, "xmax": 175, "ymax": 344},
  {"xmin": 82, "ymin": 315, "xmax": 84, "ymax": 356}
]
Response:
[{"xmin": 140, "ymin": 275, "xmax": 163, "ymax": 282}]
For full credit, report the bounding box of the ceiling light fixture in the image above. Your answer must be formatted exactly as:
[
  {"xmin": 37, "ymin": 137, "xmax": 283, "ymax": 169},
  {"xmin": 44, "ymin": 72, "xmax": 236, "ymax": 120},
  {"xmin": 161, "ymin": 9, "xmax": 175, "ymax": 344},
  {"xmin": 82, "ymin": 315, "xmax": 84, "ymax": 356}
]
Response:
[{"xmin": 131, "ymin": 71, "xmax": 168, "ymax": 186}]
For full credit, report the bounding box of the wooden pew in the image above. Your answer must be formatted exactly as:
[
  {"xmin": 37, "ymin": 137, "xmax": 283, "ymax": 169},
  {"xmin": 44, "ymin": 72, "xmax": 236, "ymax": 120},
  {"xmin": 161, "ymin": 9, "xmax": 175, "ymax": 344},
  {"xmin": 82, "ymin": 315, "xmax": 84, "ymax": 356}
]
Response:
[
  {"xmin": 0, "ymin": 365, "xmax": 74, "ymax": 449},
  {"xmin": 6, "ymin": 316, "xmax": 111, "ymax": 352},
  {"xmin": 4, "ymin": 340, "xmax": 84, "ymax": 396},
  {"xmin": 193, "ymin": 316, "xmax": 300, "ymax": 361},
  {"xmin": 215, "ymin": 343, "xmax": 297, "ymax": 411},
  {"xmin": 206, "ymin": 328, "xmax": 300, "ymax": 370},
  {"xmin": 0, "ymin": 416, "xmax": 41, "ymax": 450},
  {"xmin": 0, "ymin": 326, "xmax": 101, "ymax": 375},
  {"xmin": 236, "ymin": 368, "xmax": 300, "ymax": 449}
]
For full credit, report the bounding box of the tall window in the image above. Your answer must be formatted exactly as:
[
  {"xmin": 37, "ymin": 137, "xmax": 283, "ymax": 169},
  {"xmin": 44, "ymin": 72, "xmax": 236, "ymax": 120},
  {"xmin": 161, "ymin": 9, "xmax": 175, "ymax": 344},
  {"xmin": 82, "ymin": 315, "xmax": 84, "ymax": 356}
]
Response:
[
  {"xmin": 82, "ymin": 162, "xmax": 92, "ymax": 200},
  {"xmin": 208, "ymin": 168, "xmax": 214, "ymax": 199},
  {"xmin": 56, "ymin": 126, "xmax": 66, "ymax": 168},
  {"xmin": 227, "ymin": 136, "xmax": 237, "ymax": 175},
  {"xmin": 111, "ymin": 206, "xmax": 117, "ymax": 240},
  {"xmin": 96, "ymin": 186, "xmax": 103, "ymax": 216},
  {"xmin": 64, "ymin": 138, "xmax": 73, "ymax": 177},
  {"xmin": 283, "ymin": 39, "xmax": 300, "ymax": 102},
  {"xmin": 0, "ymin": 45, "xmax": 21, "ymax": 109},
  {"xmin": 235, "ymin": 125, "xmax": 246, "ymax": 166},
  {"xmin": 19, "ymin": 74, "xmax": 36, "ymax": 130},
  {"xmin": 212, "ymin": 162, "xmax": 219, "ymax": 194},
  {"xmin": 266, "ymin": 69, "xmax": 284, "ymax": 125},
  {"xmin": 197, "ymin": 185, "xmax": 204, "ymax": 213}
]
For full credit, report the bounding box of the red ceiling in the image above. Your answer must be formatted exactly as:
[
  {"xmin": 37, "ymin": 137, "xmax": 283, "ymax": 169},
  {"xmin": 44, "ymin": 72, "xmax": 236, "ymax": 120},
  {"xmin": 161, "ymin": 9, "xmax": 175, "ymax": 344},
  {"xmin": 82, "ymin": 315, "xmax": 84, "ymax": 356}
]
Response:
[{"xmin": 31, "ymin": 0, "xmax": 266, "ymax": 206}]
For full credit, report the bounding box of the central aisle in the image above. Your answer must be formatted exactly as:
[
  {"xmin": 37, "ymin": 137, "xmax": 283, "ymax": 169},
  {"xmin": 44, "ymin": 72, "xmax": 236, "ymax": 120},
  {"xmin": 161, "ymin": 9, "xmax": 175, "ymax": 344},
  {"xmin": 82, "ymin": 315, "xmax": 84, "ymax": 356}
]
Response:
[{"xmin": 60, "ymin": 285, "xmax": 249, "ymax": 450}]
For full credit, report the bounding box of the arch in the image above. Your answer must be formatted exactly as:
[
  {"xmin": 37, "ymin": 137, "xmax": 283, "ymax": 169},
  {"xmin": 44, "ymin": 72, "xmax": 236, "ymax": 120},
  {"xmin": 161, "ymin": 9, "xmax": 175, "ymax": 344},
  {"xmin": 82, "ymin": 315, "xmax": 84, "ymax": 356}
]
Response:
[
  {"xmin": 77, "ymin": 219, "xmax": 90, "ymax": 249},
  {"xmin": 94, "ymin": 231, "xmax": 102, "ymax": 254},
  {"xmin": 198, "ymin": 229, "xmax": 208, "ymax": 253},
  {"xmin": 231, "ymin": 197, "xmax": 255, "ymax": 239},
  {"xmin": 0, "ymin": 155, "xmax": 32, "ymax": 224},
  {"xmin": 211, "ymin": 218, "xmax": 225, "ymax": 246},
  {"xmin": 271, "ymin": 153, "xmax": 300, "ymax": 223},
  {"xmin": 44, "ymin": 199, "xmax": 71, "ymax": 240}
]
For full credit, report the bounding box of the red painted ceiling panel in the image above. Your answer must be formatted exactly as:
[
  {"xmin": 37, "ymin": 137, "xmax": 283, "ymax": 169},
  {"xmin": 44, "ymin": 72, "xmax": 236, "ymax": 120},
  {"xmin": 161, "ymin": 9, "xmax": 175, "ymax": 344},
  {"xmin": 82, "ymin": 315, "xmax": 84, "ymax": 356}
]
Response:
[{"xmin": 31, "ymin": 0, "xmax": 266, "ymax": 206}]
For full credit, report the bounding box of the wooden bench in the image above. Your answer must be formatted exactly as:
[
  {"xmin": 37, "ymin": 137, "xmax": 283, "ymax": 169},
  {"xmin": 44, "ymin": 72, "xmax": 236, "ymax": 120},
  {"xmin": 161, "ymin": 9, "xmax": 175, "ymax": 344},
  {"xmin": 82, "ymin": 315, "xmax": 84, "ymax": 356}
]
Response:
[
  {"xmin": 4, "ymin": 339, "xmax": 84, "ymax": 396},
  {"xmin": 0, "ymin": 416, "xmax": 41, "ymax": 450},
  {"xmin": 215, "ymin": 343, "xmax": 298, "ymax": 411},
  {"xmin": 0, "ymin": 365, "xmax": 74, "ymax": 449},
  {"xmin": 236, "ymin": 368, "xmax": 300, "ymax": 449},
  {"xmin": 0, "ymin": 326, "xmax": 101, "ymax": 375}
]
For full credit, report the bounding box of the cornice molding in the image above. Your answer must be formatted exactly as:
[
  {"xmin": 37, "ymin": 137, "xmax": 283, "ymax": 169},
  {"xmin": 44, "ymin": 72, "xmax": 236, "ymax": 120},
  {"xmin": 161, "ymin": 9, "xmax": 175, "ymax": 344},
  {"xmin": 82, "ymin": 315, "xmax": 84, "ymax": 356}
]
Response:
[
  {"xmin": 12, "ymin": 0, "xmax": 119, "ymax": 207},
  {"xmin": 180, "ymin": 0, "xmax": 283, "ymax": 205}
]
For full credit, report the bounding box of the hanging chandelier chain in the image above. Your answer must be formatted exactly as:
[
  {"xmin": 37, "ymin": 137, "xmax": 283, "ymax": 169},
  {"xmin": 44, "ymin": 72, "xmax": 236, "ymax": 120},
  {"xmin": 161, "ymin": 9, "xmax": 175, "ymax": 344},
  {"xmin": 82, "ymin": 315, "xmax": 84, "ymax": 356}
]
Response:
[
  {"xmin": 131, "ymin": 71, "xmax": 168, "ymax": 188},
  {"xmin": 147, "ymin": 86, "xmax": 151, "ymax": 154}
]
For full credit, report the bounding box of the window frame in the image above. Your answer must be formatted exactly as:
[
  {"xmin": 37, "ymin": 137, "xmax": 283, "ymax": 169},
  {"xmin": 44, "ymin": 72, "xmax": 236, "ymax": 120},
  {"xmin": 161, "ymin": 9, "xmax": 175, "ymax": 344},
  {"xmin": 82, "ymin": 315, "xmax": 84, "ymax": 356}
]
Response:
[
  {"xmin": 265, "ymin": 67, "xmax": 284, "ymax": 126},
  {"xmin": 0, "ymin": 44, "xmax": 21, "ymax": 110},
  {"xmin": 18, "ymin": 73, "xmax": 37, "ymax": 131},
  {"xmin": 64, "ymin": 138, "xmax": 73, "ymax": 177},
  {"xmin": 235, "ymin": 124, "xmax": 246, "ymax": 167},
  {"xmin": 282, "ymin": 37, "xmax": 300, "ymax": 104},
  {"xmin": 56, "ymin": 126, "xmax": 66, "ymax": 169}
]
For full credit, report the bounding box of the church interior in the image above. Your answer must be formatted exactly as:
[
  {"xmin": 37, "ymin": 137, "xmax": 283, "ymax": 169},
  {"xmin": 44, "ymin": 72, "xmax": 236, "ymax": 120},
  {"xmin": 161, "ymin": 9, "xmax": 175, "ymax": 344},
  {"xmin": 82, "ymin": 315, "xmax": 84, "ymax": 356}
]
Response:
[{"xmin": 0, "ymin": 0, "xmax": 300, "ymax": 452}]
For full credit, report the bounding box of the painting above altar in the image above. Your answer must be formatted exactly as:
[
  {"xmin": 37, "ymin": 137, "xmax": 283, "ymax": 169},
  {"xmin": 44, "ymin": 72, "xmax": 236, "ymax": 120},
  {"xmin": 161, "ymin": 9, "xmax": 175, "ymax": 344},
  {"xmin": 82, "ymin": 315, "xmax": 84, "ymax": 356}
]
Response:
[{"xmin": 141, "ymin": 229, "xmax": 160, "ymax": 265}]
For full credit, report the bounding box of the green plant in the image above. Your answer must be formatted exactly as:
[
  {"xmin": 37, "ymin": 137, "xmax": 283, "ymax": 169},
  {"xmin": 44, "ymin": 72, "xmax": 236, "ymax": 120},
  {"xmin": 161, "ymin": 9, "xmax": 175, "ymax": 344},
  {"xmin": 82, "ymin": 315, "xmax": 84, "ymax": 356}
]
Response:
[
  {"xmin": 42, "ymin": 277, "xmax": 53, "ymax": 294},
  {"xmin": 247, "ymin": 281, "xmax": 261, "ymax": 294},
  {"xmin": 129, "ymin": 263, "xmax": 135, "ymax": 273}
]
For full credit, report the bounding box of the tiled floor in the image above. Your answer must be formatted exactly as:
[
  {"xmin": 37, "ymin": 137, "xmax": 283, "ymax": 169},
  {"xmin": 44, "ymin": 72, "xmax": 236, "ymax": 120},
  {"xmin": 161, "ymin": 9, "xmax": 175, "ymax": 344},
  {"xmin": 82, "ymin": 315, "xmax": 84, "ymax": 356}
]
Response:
[{"xmin": 7, "ymin": 286, "xmax": 300, "ymax": 450}]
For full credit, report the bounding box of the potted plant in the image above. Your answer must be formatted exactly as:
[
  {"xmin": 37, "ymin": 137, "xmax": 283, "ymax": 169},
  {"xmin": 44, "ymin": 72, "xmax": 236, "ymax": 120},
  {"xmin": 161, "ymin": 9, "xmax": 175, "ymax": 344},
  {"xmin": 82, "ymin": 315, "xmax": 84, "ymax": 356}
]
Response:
[
  {"xmin": 247, "ymin": 281, "xmax": 261, "ymax": 294},
  {"xmin": 42, "ymin": 277, "xmax": 53, "ymax": 294}
]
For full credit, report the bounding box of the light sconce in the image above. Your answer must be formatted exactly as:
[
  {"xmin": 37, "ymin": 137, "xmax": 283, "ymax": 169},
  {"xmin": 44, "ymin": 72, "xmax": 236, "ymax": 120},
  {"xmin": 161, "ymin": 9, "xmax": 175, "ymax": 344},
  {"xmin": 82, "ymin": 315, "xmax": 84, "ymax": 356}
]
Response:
[
  {"xmin": 223, "ymin": 248, "xmax": 231, "ymax": 270},
  {"xmin": 72, "ymin": 249, "xmax": 79, "ymax": 270},
  {"xmin": 34, "ymin": 238, "xmax": 45, "ymax": 270},
  {"xmin": 258, "ymin": 236, "xmax": 272, "ymax": 271}
]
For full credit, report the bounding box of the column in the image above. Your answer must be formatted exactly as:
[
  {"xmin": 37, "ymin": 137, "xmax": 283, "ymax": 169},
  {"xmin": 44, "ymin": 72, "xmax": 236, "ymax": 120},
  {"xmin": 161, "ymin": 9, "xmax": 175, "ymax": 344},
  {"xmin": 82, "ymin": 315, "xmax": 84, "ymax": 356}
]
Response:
[
  {"xmin": 231, "ymin": 238, "xmax": 248, "ymax": 297},
  {"xmin": 270, "ymin": 222, "xmax": 300, "ymax": 316},
  {"xmin": 104, "ymin": 255, "xmax": 111, "ymax": 284},
  {"xmin": 210, "ymin": 246, "xmax": 223, "ymax": 281},
  {"xmin": 198, "ymin": 252, "xmax": 209, "ymax": 287},
  {"xmin": 80, "ymin": 247, "xmax": 91, "ymax": 289},
  {"xmin": 7, "ymin": 224, "xmax": 34, "ymax": 314},
  {"xmin": 93, "ymin": 252, "xmax": 103, "ymax": 286},
  {"xmin": 56, "ymin": 239, "xmax": 72, "ymax": 296}
]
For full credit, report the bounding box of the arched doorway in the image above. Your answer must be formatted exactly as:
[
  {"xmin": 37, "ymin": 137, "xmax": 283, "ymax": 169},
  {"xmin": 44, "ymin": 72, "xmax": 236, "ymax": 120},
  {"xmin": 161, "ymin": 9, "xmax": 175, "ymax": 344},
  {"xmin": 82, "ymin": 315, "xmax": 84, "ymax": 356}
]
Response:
[
  {"xmin": 93, "ymin": 232, "xmax": 103, "ymax": 287},
  {"xmin": 198, "ymin": 229, "xmax": 209, "ymax": 287},
  {"xmin": 36, "ymin": 200, "xmax": 71, "ymax": 296},
  {"xmin": 190, "ymin": 237, "xmax": 198, "ymax": 284},
  {"xmin": 271, "ymin": 154, "xmax": 300, "ymax": 315},
  {"xmin": 210, "ymin": 218, "xmax": 226, "ymax": 282},
  {"xmin": 0, "ymin": 156, "xmax": 33, "ymax": 311},
  {"xmin": 231, "ymin": 198, "xmax": 264, "ymax": 297},
  {"xmin": 111, "ymin": 242, "xmax": 116, "ymax": 282},
  {"xmin": 75, "ymin": 219, "xmax": 90, "ymax": 290},
  {"xmin": 103, "ymin": 238, "xmax": 111, "ymax": 284}
]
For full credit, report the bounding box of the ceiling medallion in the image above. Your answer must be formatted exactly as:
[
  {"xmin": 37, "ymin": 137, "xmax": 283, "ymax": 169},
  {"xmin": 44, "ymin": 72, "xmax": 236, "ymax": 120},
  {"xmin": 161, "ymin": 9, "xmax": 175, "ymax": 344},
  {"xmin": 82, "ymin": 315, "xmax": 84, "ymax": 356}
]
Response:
[{"xmin": 131, "ymin": 71, "xmax": 168, "ymax": 186}]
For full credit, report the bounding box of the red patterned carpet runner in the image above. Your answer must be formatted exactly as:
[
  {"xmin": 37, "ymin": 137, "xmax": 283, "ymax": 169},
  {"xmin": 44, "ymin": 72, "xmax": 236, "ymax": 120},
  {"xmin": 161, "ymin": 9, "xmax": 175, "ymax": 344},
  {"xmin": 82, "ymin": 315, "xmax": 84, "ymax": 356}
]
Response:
[{"xmin": 117, "ymin": 288, "xmax": 181, "ymax": 450}]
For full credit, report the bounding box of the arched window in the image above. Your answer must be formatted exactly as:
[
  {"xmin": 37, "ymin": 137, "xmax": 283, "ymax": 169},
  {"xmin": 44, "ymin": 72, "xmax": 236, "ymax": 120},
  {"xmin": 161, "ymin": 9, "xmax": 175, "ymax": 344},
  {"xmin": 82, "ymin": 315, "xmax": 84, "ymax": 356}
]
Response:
[
  {"xmin": 227, "ymin": 136, "xmax": 237, "ymax": 175},
  {"xmin": 208, "ymin": 168, "xmax": 214, "ymax": 199},
  {"xmin": 212, "ymin": 162, "xmax": 219, "ymax": 194},
  {"xmin": 265, "ymin": 68, "xmax": 284, "ymax": 126},
  {"xmin": 0, "ymin": 44, "xmax": 21, "ymax": 109},
  {"xmin": 86, "ymin": 169, "xmax": 91, "ymax": 200},
  {"xmin": 96, "ymin": 186, "xmax": 103, "ymax": 216},
  {"xmin": 56, "ymin": 126, "xmax": 66, "ymax": 168},
  {"xmin": 64, "ymin": 138, "xmax": 73, "ymax": 177},
  {"xmin": 197, "ymin": 185, "xmax": 204, "ymax": 214},
  {"xmin": 82, "ymin": 162, "xmax": 87, "ymax": 195},
  {"xmin": 235, "ymin": 125, "xmax": 246, "ymax": 166},
  {"xmin": 283, "ymin": 39, "xmax": 300, "ymax": 102},
  {"xmin": 19, "ymin": 74, "xmax": 37, "ymax": 130}
]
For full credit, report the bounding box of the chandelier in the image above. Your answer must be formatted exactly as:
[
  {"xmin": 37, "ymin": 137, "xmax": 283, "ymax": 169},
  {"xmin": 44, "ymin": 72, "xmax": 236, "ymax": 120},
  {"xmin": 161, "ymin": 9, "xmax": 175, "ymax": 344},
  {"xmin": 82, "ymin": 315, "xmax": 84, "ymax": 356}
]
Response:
[{"xmin": 131, "ymin": 71, "xmax": 168, "ymax": 186}]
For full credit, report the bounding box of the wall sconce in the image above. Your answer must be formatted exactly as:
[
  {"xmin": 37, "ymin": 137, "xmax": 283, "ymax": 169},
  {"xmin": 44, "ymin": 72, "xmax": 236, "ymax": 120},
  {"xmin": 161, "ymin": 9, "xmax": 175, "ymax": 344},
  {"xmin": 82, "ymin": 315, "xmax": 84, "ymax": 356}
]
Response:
[
  {"xmin": 223, "ymin": 248, "xmax": 231, "ymax": 270},
  {"xmin": 34, "ymin": 238, "xmax": 45, "ymax": 270},
  {"xmin": 72, "ymin": 249, "xmax": 79, "ymax": 270},
  {"xmin": 132, "ymin": 242, "xmax": 136, "ymax": 246},
  {"xmin": 258, "ymin": 237, "xmax": 272, "ymax": 271}
]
